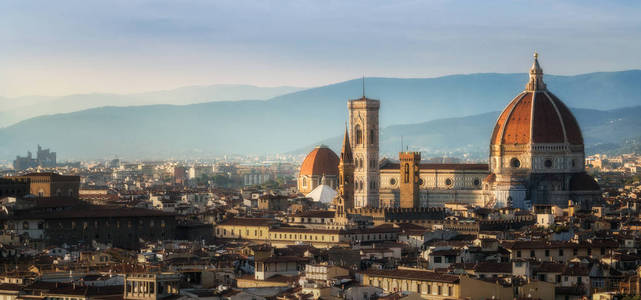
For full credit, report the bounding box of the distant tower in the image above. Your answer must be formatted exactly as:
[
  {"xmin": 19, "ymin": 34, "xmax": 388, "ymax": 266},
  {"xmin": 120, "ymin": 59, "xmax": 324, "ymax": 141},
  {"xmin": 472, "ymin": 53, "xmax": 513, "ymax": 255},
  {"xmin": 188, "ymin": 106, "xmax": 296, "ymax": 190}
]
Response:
[
  {"xmin": 399, "ymin": 151, "xmax": 421, "ymax": 208},
  {"xmin": 336, "ymin": 126, "xmax": 355, "ymax": 218},
  {"xmin": 348, "ymin": 93, "xmax": 380, "ymax": 208}
]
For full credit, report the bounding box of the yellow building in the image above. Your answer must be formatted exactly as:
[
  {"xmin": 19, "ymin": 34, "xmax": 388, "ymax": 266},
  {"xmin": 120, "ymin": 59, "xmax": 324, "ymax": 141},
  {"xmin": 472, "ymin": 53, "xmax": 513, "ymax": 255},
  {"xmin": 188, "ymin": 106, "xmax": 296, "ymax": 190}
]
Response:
[
  {"xmin": 359, "ymin": 268, "xmax": 516, "ymax": 300},
  {"xmin": 268, "ymin": 227, "xmax": 346, "ymax": 248},
  {"xmin": 214, "ymin": 217, "xmax": 275, "ymax": 240},
  {"xmin": 359, "ymin": 268, "xmax": 554, "ymax": 300},
  {"xmin": 502, "ymin": 240, "xmax": 617, "ymax": 262}
]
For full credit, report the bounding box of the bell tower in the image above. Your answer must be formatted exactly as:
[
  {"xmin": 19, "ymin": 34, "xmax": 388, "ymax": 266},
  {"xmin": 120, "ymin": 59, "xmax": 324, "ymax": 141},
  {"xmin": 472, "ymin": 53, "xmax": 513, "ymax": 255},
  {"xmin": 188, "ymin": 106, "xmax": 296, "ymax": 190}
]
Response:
[{"xmin": 348, "ymin": 94, "xmax": 380, "ymax": 208}]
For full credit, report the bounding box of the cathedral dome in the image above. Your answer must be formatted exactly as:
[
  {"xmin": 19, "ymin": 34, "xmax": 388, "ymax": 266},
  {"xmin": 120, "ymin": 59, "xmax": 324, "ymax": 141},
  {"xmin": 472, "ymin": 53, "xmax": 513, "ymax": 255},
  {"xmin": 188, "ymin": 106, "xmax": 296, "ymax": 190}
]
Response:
[
  {"xmin": 299, "ymin": 145, "xmax": 339, "ymax": 176},
  {"xmin": 490, "ymin": 53, "xmax": 583, "ymax": 147}
]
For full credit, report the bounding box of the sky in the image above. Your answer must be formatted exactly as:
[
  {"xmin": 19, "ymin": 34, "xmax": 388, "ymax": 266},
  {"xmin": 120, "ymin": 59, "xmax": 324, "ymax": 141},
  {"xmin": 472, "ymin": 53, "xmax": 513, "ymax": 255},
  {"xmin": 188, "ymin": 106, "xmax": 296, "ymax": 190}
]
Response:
[{"xmin": 1, "ymin": 0, "xmax": 640, "ymax": 97}]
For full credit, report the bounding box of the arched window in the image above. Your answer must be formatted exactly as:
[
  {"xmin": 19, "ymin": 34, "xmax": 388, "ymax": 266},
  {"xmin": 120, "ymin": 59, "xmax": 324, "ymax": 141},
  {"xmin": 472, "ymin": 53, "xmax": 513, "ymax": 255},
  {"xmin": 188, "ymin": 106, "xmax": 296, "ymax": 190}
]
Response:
[
  {"xmin": 355, "ymin": 125, "xmax": 363, "ymax": 145},
  {"xmin": 404, "ymin": 163, "xmax": 410, "ymax": 183},
  {"xmin": 369, "ymin": 129, "xmax": 374, "ymax": 145}
]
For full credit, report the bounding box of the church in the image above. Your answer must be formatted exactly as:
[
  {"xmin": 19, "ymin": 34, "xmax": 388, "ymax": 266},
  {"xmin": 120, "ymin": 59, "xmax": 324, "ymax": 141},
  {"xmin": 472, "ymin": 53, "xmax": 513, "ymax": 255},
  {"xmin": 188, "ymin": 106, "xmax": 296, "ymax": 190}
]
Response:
[{"xmin": 299, "ymin": 53, "xmax": 601, "ymax": 212}]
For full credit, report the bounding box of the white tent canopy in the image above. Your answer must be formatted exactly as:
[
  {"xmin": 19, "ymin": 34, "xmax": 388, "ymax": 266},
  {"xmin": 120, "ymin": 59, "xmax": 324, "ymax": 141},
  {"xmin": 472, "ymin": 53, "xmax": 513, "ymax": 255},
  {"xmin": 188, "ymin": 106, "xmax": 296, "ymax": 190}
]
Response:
[{"xmin": 305, "ymin": 184, "xmax": 337, "ymax": 203}]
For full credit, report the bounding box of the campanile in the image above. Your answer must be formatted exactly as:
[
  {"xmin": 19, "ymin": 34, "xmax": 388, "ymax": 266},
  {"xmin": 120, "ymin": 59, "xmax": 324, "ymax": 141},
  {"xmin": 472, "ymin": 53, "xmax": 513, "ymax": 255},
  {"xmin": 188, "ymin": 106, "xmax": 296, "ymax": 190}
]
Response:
[{"xmin": 348, "ymin": 96, "xmax": 380, "ymax": 208}]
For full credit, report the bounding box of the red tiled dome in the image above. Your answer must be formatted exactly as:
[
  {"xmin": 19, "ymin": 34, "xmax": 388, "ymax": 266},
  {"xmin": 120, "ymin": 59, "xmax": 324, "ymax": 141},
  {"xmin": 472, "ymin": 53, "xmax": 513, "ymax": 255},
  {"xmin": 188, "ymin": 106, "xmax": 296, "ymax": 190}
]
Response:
[
  {"xmin": 299, "ymin": 145, "xmax": 339, "ymax": 176},
  {"xmin": 490, "ymin": 91, "xmax": 583, "ymax": 146},
  {"xmin": 491, "ymin": 54, "xmax": 583, "ymax": 147}
]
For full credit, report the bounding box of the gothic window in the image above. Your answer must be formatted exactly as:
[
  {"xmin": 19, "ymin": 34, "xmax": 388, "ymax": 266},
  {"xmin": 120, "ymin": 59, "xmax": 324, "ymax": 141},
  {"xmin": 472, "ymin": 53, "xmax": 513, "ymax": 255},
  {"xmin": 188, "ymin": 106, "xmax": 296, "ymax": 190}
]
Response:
[
  {"xmin": 404, "ymin": 163, "xmax": 410, "ymax": 183},
  {"xmin": 355, "ymin": 125, "xmax": 363, "ymax": 145},
  {"xmin": 369, "ymin": 129, "xmax": 374, "ymax": 145}
]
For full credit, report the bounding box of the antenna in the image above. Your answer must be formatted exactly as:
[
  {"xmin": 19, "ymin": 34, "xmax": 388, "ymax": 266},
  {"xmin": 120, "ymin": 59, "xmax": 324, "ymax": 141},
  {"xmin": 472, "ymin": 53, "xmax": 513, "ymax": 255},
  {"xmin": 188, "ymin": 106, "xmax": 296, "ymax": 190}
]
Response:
[{"xmin": 362, "ymin": 74, "xmax": 365, "ymax": 98}]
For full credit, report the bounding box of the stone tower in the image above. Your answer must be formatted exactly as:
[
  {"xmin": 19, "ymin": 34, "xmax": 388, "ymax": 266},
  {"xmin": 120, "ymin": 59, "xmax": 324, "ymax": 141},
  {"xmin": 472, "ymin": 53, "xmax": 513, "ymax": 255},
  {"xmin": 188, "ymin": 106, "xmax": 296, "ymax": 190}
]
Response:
[
  {"xmin": 348, "ymin": 96, "xmax": 380, "ymax": 208},
  {"xmin": 399, "ymin": 151, "xmax": 421, "ymax": 208},
  {"xmin": 336, "ymin": 126, "xmax": 355, "ymax": 218}
]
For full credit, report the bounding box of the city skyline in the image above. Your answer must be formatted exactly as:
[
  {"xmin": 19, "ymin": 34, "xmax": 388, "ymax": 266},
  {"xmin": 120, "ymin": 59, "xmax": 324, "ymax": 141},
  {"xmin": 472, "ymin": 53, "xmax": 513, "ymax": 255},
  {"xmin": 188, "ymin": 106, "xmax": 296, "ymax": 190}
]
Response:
[{"xmin": 0, "ymin": 2, "xmax": 640, "ymax": 299}]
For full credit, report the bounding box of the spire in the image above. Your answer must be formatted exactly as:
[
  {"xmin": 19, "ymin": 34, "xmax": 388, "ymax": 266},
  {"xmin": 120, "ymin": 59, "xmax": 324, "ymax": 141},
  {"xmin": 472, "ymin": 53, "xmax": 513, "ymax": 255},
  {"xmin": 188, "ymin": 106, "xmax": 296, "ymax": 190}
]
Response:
[
  {"xmin": 321, "ymin": 173, "xmax": 327, "ymax": 185},
  {"xmin": 340, "ymin": 124, "xmax": 353, "ymax": 163},
  {"xmin": 526, "ymin": 51, "xmax": 546, "ymax": 91}
]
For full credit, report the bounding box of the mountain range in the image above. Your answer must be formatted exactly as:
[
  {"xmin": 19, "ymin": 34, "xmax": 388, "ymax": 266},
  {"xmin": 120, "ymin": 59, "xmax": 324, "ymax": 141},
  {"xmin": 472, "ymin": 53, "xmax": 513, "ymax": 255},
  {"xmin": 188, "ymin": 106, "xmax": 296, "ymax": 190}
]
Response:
[
  {"xmin": 0, "ymin": 85, "xmax": 303, "ymax": 127},
  {"xmin": 1, "ymin": 70, "xmax": 640, "ymax": 161}
]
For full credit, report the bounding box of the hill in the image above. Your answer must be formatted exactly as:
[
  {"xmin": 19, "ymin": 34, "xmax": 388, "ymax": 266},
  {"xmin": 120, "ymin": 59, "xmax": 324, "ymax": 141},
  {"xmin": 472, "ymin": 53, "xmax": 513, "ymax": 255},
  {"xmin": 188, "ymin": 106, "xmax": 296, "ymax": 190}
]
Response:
[
  {"xmin": 0, "ymin": 84, "xmax": 303, "ymax": 127},
  {"xmin": 1, "ymin": 71, "xmax": 641, "ymax": 160}
]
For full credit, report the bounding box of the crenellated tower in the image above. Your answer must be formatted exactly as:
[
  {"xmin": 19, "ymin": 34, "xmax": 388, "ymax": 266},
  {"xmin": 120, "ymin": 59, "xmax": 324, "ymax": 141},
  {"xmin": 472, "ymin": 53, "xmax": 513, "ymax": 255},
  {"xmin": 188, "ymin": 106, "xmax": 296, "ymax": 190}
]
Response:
[{"xmin": 399, "ymin": 151, "xmax": 421, "ymax": 208}]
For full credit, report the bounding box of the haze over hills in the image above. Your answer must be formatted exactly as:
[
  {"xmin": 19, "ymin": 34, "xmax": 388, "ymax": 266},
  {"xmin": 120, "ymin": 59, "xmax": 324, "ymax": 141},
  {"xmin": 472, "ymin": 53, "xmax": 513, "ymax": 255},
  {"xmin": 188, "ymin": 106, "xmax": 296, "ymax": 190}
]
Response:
[
  {"xmin": 1, "ymin": 70, "xmax": 640, "ymax": 161},
  {"xmin": 302, "ymin": 106, "xmax": 641, "ymax": 159},
  {"xmin": 0, "ymin": 85, "xmax": 303, "ymax": 127}
]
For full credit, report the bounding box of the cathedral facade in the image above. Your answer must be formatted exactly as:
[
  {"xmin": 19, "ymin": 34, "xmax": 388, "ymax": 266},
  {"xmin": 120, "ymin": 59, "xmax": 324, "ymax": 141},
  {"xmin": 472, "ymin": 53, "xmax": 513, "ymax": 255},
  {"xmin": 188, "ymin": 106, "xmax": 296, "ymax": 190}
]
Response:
[{"xmin": 327, "ymin": 53, "xmax": 601, "ymax": 213}]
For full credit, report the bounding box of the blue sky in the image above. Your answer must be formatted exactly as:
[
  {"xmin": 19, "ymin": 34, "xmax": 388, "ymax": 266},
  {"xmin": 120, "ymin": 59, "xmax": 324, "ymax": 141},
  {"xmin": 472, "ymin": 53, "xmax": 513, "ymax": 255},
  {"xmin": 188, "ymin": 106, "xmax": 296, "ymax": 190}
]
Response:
[{"xmin": 1, "ymin": 0, "xmax": 640, "ymax": 97}]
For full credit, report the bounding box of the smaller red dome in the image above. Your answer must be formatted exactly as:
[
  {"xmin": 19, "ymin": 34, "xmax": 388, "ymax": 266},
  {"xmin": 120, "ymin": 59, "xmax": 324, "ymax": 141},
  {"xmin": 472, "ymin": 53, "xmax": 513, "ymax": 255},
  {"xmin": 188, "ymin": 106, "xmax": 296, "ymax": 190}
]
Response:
[{"xmin": 299, "ymin": 145, "xmax": 339, "ymax": 176}]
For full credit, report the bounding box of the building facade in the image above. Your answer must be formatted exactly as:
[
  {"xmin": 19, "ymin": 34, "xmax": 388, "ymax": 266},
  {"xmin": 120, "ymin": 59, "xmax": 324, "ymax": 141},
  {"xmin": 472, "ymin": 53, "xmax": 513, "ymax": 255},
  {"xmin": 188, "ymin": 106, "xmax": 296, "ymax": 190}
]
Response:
[{"xmin": 11, "ymin": 172, "xmax": 80, "ymax": 198}]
